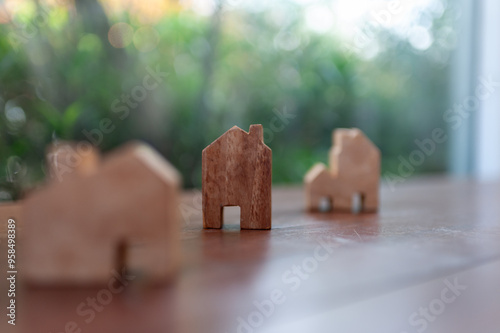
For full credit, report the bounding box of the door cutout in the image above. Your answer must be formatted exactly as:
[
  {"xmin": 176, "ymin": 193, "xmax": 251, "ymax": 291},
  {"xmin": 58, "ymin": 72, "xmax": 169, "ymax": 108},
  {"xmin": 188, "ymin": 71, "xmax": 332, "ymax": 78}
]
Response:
[
  {"xmin": 351, "ymin": 193, "xmax": 364, "ymax": 214},
  {"xmin": 223, "ymin": 206, "xmax": 241, "ymax": 226},
  {"xmin": 115, "ymin": 239, "xmax": 128, "ymax": 276},
  {"xmin": 319, "ymin": 196, "xmax": 332, "ymax": 212}
]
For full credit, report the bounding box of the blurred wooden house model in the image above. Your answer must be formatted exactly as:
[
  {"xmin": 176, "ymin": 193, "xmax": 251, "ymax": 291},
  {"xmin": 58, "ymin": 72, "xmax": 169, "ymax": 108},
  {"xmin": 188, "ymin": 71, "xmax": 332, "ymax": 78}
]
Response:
[
  {"xmin": 304, "ymin": 128, "xmax": 380, "ymax": 213},
  {"xmin": 23, "ymin": 142, "xmax": 181, "ymax": 285},
  {"xmin": 202, "ymin": 125, "xmax": 272, "ymax": 230}
]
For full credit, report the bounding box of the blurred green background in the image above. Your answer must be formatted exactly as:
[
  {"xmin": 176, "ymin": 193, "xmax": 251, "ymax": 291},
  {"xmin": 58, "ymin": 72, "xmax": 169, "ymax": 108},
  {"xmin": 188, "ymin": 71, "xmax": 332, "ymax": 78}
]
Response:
[{"xmin": 0, "ymin": 0, "xmax": 455, "ymax": 199}]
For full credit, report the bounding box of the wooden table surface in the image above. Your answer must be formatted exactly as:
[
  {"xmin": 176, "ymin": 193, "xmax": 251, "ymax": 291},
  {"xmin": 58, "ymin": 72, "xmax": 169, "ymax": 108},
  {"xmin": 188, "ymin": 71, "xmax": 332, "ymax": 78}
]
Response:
[{"xmin": 2, "ymin": 177, "xmax": 500, "ymax": 333}]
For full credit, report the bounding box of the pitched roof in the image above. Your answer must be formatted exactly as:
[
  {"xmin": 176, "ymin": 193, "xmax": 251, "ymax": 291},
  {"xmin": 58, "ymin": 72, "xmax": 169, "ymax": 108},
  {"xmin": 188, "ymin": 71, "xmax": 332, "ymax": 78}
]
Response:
[
  {"xmin": 101, "ymin": 142, "xmax": 181, "ymax": 187},
  {"xmin": 304, "ymin": 163, "xmax": 328, "ymax": 183},
  {"xmin": 204, "ymin": 125, "xmax": 248, "ymax": 150}
]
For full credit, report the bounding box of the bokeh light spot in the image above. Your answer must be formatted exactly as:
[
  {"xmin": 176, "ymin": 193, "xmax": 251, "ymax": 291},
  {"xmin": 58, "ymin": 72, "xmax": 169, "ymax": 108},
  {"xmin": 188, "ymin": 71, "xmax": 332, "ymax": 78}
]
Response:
[
  {"xmin": 6, "ymin": 156, "xmax": 26, "ymax": 182},
  {"xmin": 108, "ymin": 22, "xmax": 134, "ymax": 48},
  {"xmin": 409, "ymin": 26, "xmax": 433, "ymax": 50},
  {"xmin": 5, "ymin": 106, "xmax": 26, "ymax": 129},
  {"xmin": 188, "ymin": 0, "xmax": 216, "ymax": 17},
  {"xmin": 133, "ymin": 26, "xmax": 160, "ymax": 52},
  {"xmin": 78, "ymin": 33, "xmax": 102, "ymax": 53},
  {"xmin": 305, "ymin": 5, "xmax": 334, "ymax": 33},
  {"xmin": 274, "ymin": 31, "xmax": 301, "ymax": 51},
  {"xmin": 0, "ymin": 4, "xmax": 10, "ymax": 24},
  {"xmin": 0, "ymin": 189, "xmax": 12, "ymax": 201}
]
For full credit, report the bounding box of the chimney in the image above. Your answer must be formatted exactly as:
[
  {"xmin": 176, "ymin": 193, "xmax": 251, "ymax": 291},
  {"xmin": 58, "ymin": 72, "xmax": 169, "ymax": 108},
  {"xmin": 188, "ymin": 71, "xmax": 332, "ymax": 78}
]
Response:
[{"xmin": 249, "ymin": 124, "xmax": 263, "ymax": 141}]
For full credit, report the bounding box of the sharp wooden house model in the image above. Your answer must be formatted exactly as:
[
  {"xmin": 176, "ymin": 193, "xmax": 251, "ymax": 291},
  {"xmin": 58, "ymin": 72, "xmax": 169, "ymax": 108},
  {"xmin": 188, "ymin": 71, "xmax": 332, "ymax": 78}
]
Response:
[{"xmin": 202, "ymin": 125, "xmax": 272, "ymax": 230}]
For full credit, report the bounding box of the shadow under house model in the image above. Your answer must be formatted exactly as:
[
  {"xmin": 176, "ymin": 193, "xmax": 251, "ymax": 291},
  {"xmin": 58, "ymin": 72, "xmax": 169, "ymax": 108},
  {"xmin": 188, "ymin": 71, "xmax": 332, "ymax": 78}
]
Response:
[
  {"xmin": 23, "ymin": 142, "xmax": 181, "ymax": 285},
  {"xmin": 202, "ymin": 125, "xmax": 272, "ymax": 230},
  {"xmin": 304, "ymin": 128, "xmax": 380, "ymax": 213}
]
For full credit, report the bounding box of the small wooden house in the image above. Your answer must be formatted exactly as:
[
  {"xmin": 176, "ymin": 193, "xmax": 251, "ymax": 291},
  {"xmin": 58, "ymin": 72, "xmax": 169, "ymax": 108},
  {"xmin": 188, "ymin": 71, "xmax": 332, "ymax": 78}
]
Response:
[
  {"xmin": 23, "ymin": 142, "xmax": 181, "ymax": 285},
  {"xmin": 202, "ymin": 125, "xmax": 272, "ymax": 230},
  {"xmin": 305, "ymin": 128, "xmax": 380, "ymax": 213}
]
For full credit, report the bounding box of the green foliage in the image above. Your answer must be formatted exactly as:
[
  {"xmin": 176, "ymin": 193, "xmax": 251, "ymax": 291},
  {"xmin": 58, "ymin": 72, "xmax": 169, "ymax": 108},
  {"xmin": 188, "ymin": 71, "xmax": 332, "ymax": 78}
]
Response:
[{"xmin": 0, "ymin": 2, "xmax": 453, "ymax": 200}]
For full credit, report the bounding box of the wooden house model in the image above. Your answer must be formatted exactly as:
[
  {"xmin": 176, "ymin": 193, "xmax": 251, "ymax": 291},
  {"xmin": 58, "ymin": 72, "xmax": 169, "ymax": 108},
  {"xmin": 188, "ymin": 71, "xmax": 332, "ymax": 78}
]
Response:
[
  {"xmin": 202, "ymin": 125, "xmax": 272, "ymax": 230},
  {"xmin": 304, "ymin": 128, "xmax": 380, "ymax": 213},
  {"xmin": 23, "ymin": 142, "xmax": 181, "ymax": 285}
]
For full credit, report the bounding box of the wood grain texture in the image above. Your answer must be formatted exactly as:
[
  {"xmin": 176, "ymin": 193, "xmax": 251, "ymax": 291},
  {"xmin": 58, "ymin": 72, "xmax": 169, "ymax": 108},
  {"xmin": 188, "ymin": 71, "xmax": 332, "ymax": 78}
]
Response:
[
  {"xmin": 305, "ymin": 128, "xmax": 380, "ymax": 212},
  {"xmin": 202, "ymin": 124, "xmax": 272, "ymax": 230},
  {"xmin": 22, "ymin": 142, "xmax": 182, "ymax": 286},
  {"xmin": 8, "ymin": 178, "xmax": 500, "ymax": 333}
]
